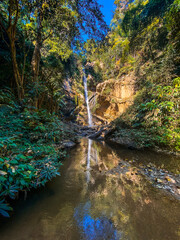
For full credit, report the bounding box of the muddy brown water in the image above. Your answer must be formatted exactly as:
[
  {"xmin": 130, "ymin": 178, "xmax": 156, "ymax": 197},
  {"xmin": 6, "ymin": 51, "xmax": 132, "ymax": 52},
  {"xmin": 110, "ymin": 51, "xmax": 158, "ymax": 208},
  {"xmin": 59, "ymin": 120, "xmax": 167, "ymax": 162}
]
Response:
[{"xmin": 0, "ymin": 138, "xmax": 180, "ymax": 240}]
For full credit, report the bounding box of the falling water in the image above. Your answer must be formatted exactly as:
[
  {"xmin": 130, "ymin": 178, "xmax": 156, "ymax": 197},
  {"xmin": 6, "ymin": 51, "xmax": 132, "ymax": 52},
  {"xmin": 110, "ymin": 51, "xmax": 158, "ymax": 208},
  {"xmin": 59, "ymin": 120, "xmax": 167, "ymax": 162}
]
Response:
[{"xmin": 83, "ymin": 69, "xmax": 92, "ymax": 126}]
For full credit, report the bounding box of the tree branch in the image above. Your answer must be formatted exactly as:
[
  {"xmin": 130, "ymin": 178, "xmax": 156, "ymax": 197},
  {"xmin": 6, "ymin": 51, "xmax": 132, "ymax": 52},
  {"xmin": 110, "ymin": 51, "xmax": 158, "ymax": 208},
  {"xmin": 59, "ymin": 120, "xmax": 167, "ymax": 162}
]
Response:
[
  {"xmin": 42, "ymin": 31, "xmax": 53, "ymax": 42},
  {"xmin": 14, "ymin": 0, "xmax": 19, "ymax": 27}
]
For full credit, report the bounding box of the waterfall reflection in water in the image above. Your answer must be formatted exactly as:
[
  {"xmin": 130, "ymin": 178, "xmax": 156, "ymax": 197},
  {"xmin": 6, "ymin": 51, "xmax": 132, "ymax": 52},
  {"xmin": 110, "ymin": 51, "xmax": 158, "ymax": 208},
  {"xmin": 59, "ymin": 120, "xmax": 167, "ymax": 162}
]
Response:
[
  {"xmin": 0, "ymin": 138, "xmax": 180, "ymax": 240},
  {"xmin": 86, "ymin": 139, "xmax": 92, "ymax": 184},
  {"xmin": 86, "ymin": 139, "xmax": 101, "ymax": 185},
  {"xmin": 76, "ymin": 139, "xmax": 122, "ymax": 240}
]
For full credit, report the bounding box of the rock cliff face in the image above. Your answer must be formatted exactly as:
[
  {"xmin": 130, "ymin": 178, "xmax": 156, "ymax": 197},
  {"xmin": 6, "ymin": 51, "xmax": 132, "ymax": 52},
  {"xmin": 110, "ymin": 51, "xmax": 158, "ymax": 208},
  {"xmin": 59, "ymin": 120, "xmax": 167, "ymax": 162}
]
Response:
[{"xmin": 93, "ymin": 73, "xmax": 136, "ymax": 123}]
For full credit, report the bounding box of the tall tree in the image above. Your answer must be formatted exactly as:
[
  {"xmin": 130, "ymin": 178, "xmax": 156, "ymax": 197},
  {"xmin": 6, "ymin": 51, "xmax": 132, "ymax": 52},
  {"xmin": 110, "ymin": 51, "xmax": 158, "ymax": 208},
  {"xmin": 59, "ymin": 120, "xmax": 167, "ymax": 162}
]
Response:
[
  {"xmin": 0, "ymin": 0, "xmax": 25, "ymax": 100},
  {"xmin": 0, "ymin": 0, "xmax": 108, "ymax": 102}
]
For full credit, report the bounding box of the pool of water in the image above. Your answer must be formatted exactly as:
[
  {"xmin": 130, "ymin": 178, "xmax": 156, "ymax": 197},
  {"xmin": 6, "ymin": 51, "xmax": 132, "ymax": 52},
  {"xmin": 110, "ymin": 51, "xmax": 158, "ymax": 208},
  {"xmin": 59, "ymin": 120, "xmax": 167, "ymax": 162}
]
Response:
[{"xmin": 0, "ymin": 139, "xmax": 180, "ymax": 240}]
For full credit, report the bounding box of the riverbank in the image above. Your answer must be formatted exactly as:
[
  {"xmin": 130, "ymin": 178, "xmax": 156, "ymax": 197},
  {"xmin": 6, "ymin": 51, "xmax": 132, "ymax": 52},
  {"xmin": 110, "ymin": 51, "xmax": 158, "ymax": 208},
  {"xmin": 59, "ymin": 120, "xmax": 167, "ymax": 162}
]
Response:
[
  {"xmin": 77, "ymin": 124, "xmax": 180, "ymax": 155},
  {"xmin": 0, "ymin": 104, "xmax": 78, "ymax": 217},
  {"xmin": 0, "ymin": 138, "xmax": 179, "ymax": 240},
  {"xmin": 103, "ymin": 149, "xmax": 180, "ymax": 200},
  {"xmin": 1, "ymin": 115, "xmax": 179, "ymax": 218},
  {"xmin": 105, "ymin": 127, "xmax": 180, "ymax": 156},
  {"xmin": 72, "ymin": 125, "xmax": 180, "ymax": 199}
]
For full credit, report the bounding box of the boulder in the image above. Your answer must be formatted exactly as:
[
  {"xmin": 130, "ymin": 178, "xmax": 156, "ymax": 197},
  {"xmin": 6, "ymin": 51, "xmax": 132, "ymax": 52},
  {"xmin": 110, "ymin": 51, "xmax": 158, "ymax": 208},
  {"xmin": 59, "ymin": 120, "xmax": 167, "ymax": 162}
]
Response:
[
  {"xmin": 61, "ymin": 141, "xmax": 76, "ymax": 149},
  {"xmin": 94, "ymin": 73, "xmax": 136, "ymax": 123}
]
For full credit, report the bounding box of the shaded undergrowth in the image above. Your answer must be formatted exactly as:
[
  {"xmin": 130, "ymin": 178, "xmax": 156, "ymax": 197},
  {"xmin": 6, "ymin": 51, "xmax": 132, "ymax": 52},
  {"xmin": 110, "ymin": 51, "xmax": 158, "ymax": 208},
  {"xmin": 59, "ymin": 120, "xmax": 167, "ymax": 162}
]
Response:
[{"xmin": 0, "ymin": 90, "xmax": 77, "ymax": 217}]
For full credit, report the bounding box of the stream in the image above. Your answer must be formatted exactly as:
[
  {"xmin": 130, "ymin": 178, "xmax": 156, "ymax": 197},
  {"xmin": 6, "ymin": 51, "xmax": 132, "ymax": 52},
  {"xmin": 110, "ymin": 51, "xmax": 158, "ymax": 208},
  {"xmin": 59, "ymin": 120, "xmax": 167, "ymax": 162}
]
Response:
[{"xmin": 0, "ymin": 138, "xmax": 180, "ymax": 240}]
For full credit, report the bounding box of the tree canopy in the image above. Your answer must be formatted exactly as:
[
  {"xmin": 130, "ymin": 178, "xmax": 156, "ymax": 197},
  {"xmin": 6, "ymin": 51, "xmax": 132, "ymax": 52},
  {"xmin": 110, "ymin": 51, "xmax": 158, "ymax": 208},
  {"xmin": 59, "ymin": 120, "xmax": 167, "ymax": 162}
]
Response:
[{"xmin": 0, "ymin": 0, "xmax": 108, "ymax": 104}]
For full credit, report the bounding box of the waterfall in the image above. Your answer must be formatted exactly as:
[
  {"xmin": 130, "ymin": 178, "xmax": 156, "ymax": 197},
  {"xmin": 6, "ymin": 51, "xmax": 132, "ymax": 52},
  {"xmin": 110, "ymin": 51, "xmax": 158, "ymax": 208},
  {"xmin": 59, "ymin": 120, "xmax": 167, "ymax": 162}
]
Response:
[{"xmin": 83, "ymin": 69, "xmax": 92, "ymax": 126}]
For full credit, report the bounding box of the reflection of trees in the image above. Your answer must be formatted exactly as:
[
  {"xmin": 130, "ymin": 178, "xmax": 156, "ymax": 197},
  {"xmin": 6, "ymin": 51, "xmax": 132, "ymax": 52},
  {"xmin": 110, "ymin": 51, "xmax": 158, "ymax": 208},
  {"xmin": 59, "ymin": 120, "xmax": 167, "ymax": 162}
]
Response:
[
  {"xmin": 75, "ymin": 139, "xmax": 180, "ymax": 240},
  {"xmin": 1, "ymin": 139, "xmax": 179, "ymax": 240},
  {"xmin": 92, "ymin": 141, "xmax": 120, "ymax": 170},
  {"xmin": 86, "ymin": 171, "xmax": 180, "ymax": 240},
  {"xmin": 39, "ymin": 203, "xmax": 75, "ymax": 240},
  {"xmin": 107, "ymin": 142, "xmax": 180, "ymax": 174}
]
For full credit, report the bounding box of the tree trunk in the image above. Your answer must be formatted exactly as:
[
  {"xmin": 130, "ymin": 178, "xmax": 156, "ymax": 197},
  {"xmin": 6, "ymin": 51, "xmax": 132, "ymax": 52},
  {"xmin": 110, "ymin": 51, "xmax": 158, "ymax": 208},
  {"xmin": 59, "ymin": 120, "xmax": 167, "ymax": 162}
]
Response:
[
  {"xmin": 8, "ymin": 29, "xmax": 24, "ymax": 100},
  {"xmin": 31, "ymin": 41, "xmax": 41, "ymax": 108},
  {"xmin": 1, "ymin": 0, "xmax": 24, "ymax": 100},
  {"xmin": 31, "ymin": 40, "xmax": 41, "ymax": 83},
  {"xmin": 31, "ymin": 11, "xmax": 42, "ymax": 108}
]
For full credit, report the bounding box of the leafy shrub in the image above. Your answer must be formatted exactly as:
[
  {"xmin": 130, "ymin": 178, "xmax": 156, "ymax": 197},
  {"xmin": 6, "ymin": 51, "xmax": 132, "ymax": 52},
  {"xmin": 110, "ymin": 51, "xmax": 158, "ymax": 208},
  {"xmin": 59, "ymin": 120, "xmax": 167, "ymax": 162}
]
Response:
[{"xmin": 0, "ymin": 97, "xmax": 77, "ymax": 217}]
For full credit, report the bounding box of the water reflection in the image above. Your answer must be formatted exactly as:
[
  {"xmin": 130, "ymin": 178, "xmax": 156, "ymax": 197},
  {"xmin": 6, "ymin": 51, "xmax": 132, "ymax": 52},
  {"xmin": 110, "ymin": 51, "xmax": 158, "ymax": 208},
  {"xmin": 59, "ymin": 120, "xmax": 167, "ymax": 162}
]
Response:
[
  {"xmin": 79, "ymin": 139, "xmax": 122, "ymax": 239},
  {"xmin": 86, "ymin": 139, "xmax": 92, "ymax": 184},
  {"xmin": 0, "ymin": 139, "xmax": 180, "ymax": 240},
  {"xmin": 74, "ymin": 202, "xmax": 121, "ymax": 240}
]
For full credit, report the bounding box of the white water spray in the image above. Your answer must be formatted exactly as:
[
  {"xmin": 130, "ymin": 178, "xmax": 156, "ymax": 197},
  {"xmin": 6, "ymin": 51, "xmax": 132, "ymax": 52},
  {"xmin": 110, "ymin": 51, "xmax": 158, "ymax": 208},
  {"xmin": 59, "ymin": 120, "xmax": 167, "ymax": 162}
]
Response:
[{"xmin": 83, "ymin": 69, "xmax": 92, "ymax": 126}]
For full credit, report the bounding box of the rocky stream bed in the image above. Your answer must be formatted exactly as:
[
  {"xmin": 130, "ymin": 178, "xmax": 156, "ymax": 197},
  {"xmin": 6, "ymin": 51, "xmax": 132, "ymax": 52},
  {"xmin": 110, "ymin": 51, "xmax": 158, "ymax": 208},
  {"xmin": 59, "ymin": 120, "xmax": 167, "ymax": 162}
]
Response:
[{"xmin": 66, "ymin": 124, "xmax": 180, "ymax": 200}]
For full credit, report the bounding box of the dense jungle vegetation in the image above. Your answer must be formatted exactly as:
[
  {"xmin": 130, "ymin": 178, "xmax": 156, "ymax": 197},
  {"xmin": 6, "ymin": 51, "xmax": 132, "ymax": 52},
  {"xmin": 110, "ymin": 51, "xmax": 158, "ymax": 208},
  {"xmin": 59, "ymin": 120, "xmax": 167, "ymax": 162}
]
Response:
[
  {"xmin": 0, "ymin": 0, "xmax": 179, "ymax": 217},
  {"xmin": 0, "ymin": 0, "xmax": 107, "ymax": 217},
  {"xmin": 84, "ymin": 0, "xmax": 180, "ymax": 151}
]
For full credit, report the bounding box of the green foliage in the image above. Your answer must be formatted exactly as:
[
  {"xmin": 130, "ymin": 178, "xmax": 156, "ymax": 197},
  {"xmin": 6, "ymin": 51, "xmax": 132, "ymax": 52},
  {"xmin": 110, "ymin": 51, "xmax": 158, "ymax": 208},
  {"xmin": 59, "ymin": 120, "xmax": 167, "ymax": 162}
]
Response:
[
  {"xmin": 0, "ymin": 200, "xmax": 13, "ymax": 218},
  {"xmin": 113, "ymin": 77, "xmax": 180, "ymax": 151},
  {"xmin": 90, "ymin": 0, "xmax": 180, "ymax": 152},
  {"xmin": 0, "ymin": 0, "xmax": 108, "ymax": 111},
  {"xmin": 0, "ymin": 94, "xmax": 77, "ymax": 217},
  {"xmin": 92, "ymin": 102, "xmax": 101, "ymax": 113},
  {"xmin": 102, "ymin": 86, "xmax": 112, "ymax": 95},
  {"xmin": 0, "ymin": 0, "xmax": 107, "ymax": 218}
]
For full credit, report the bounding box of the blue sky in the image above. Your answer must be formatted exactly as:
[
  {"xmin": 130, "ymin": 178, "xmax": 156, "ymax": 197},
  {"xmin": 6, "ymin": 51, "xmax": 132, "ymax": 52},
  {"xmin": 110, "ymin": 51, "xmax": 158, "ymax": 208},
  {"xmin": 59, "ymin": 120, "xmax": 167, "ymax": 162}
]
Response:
[{"xmin": 98, "ymin": 0, "xmax": 115, "ymax": 25}]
